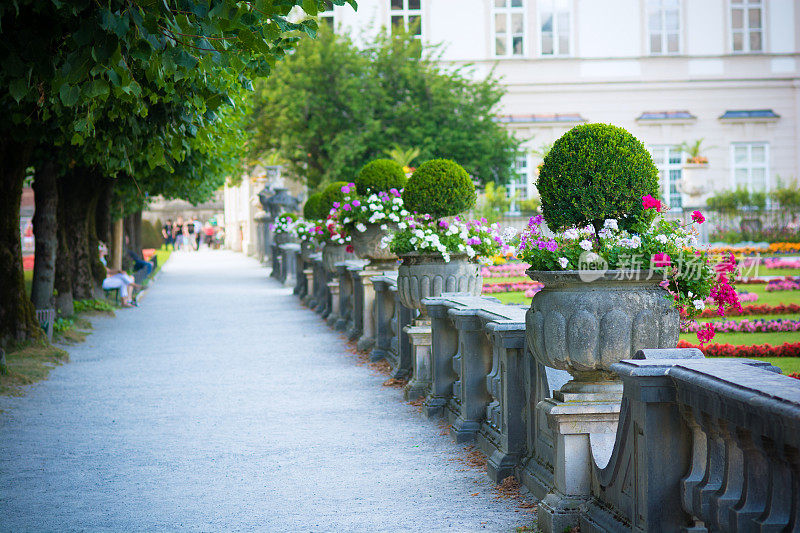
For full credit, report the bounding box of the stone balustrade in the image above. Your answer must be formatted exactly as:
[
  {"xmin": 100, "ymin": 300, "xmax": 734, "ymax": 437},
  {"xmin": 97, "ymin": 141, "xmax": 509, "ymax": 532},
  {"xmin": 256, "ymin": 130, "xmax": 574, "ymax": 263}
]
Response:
[{"xmin": 287, "ymin": 257, "xmax": 800, "ymax": 532}]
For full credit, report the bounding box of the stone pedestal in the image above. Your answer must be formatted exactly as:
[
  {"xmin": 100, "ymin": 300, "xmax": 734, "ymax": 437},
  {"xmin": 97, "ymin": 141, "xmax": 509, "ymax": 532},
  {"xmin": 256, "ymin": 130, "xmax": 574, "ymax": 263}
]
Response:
[
  {"xmin": 326, "ymin": 281, "xmax": 340, "ymax": 327},
  {"xmin": 536, "ymin": 390, "xmax": 621, "ymax": 533},
  {"xmin": 403, "ymin": 320, "xmax": 432, "ymax": 400},
  {"xmin": 356, "ymin": 268, "xmax": 387, "ymax": 353},
  {"xmin": 302, "ymin": 269, "xmax": 315, "ymax": 306}
]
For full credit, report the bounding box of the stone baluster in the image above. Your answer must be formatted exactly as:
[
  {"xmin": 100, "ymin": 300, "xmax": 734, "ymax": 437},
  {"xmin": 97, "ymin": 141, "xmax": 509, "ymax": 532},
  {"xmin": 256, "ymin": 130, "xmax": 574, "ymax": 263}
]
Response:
[
  {"xmin": 270, "ymin": 242, "xmax": 281, "ymax": 279},
  {"xmin": 346, "ymin": 261, "xmax": 367, "ymax": 341},
  {"xmin": 369, "ymin": 275, "xmax": 396, "ymax": 362},
  {"xmin": 478, "ymin": 320, "xmax": 527, "ymax": 483},
  {"xmin": 447, "ymin": 308, "xmax": 492, "ymax": 443},
  {"xmin": 293, "ymin": 247, "xmax": 306, "ymax": 297},
  {"xmin": 331, "ymin": 263, "xmax": 350, "ymax": 329},
  {"xmin": 422, "ymin": 299, "xmax": 459, "ymax": 418},
  {"xmin": 392, "ymin": 297, "xmax": 415, "ymax": 380}
]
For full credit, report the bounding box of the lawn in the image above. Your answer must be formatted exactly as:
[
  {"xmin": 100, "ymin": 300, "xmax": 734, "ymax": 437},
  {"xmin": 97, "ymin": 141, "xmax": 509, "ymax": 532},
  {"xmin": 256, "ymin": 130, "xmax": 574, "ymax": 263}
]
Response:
[
  {"xmin": 483, "ymin": 276, "xmax": 530, "ymax": 284},
  {"xmin": 755, "ymin": 357, "xmax": 800, "ymax": 374},
  {"xmin": 737, "ymin": 284, "xmax": 800, "ymax": 306}
]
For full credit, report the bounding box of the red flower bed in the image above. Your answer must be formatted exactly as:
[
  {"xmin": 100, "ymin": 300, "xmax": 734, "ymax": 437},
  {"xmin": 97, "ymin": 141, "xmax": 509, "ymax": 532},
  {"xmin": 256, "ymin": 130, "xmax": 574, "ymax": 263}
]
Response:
[
  {"xmin": 788, "ymin": 372, "xmax": 800, "ymax": 380},
  {"xmin": 677, "ymin": 339, "xmax": 800, "ymax": 358},
  {"xmin": 699, "ymin": 303, "xmax": 800, "ymax": 318}
]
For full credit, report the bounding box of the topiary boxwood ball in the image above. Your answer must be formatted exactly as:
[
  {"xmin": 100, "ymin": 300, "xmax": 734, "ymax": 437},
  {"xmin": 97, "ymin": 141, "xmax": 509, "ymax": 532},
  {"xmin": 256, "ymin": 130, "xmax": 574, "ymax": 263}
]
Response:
[
  {"xmin": 537, "ymin": 123, "xmax": 660, "ymax": 233},
  {"xmin": 303, "ymin": 193, "xmax": 323, "ymax": 220},
  {"xmin": 355, "ymin": 159, "xmax": 407, "ymax": 195},
  {"xmin": 319, "ymin": 181, "xmax": 349, "ymax": 218},
  {"xmin": 402, "ymin": 159, "xmax": 475, "ymax": 219}
]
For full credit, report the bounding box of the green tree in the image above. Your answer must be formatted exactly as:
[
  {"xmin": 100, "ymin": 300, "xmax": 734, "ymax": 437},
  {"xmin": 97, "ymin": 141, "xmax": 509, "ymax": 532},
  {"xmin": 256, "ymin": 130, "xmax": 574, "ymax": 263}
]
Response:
[
  {"xmin": 1, "ymin": 0, "xmax": 355, "ymax": 348},
  {"xmin": 248, "ymin": 27, "xmax": 519, "ymax": 190}
]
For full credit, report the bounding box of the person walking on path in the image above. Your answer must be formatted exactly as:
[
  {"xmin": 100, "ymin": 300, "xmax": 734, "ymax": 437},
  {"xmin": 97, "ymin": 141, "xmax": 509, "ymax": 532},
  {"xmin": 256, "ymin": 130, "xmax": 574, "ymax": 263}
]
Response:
[
  {"xmin": 173, "ymin": 216, "xmax": 185, "ymax": 251},
  {"xmin": 162, "ymin": 219, "xmax": 174, "ymax": 250}
]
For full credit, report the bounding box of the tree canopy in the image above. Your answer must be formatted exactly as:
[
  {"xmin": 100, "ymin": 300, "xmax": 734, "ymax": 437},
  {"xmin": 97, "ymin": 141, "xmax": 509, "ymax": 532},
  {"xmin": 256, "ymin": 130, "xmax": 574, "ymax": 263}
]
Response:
[{"xmin": 247, "ymin": 27, "xmax": 520, "ymax": 190}]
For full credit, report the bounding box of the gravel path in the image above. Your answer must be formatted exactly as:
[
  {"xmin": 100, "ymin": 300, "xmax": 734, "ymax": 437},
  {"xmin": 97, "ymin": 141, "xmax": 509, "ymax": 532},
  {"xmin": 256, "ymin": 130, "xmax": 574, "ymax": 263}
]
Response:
[{"xmin": 0, "ymin": 251, "xmax": 532, "ymax": 532}]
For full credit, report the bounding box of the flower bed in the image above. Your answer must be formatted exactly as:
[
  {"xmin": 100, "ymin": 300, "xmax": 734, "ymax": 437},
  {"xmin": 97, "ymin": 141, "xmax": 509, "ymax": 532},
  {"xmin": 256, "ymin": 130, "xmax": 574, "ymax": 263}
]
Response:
[
  {"xmin": 681, "ymin": 318, "xmax": 800, "ymax": 334},
  {"xmin": 765, "ymin": 277, "xmax": 800, "ymax": 291},
  {"xmin": 708, "ymin": 242, "xmax": 800, "ymax": 255},
  {"xmin": 481, "ymin": 263, "xmax": 528, "ymax": 277},
  {"xmin": 482, "ymin": 281, "xmax": 542, "ymax": 294},
  {"xmin": 699, "ymin": 303, "xmax": 800, "ymax": 317},
  {"xmin": 677, "ymin": 339, "xmax": 800, "ymax": 357}
]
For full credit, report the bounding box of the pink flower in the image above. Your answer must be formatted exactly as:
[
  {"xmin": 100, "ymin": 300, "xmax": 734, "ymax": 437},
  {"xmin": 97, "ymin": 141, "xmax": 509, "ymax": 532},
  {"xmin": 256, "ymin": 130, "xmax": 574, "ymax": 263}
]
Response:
[
  {"xmin": 691, "ymin": 210, "xmax": 705, "ymax": 224},
  {"xmin": 332, "ymin": 201, "xmax": 340, "ymax": 209},
  {"xmin": 642, "ymin": 194, "xmax": 662, "ymax": 212},
  {"xmin": 342, "ymin": 204, "xmax": 352, "ymax": 211},
  {"xmin": 389, "ymin": 188, "xmax": 400, "ymax": 197},
  {"xmin": 697, "ymin": 323, "xmax": 715, "ymax": 345},
  {"xmin": 352, "ymin": 199, "xmax": 361, "ymax": 207},
  {"xmin": 652, "ymin": 253, "xmax": 671, "ymax": 267},
  {"xmin": 341, "ymin": 185, "xmax": 351, "ymax": 194},
  {"xmin": 346, "ymin": 245, "xmax": 354, "ymax": 253}
]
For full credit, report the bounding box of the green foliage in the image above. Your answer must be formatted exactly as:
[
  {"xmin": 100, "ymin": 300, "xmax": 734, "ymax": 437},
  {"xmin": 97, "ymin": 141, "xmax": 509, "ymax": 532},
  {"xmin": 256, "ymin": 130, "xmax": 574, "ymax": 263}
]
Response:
[
  {"xmin": 707, "ymin": 187, "xmax": 767, "ymax": 212},
  {"xmin": 355, "ymin": 159, "xmax": 407, "ymax": 195},
  {"xmin": 537, "ymin": 124, "xmax": 659, "ymax": 232},
  {"xmin": 247, "ymin": 26, "xmax": 519, "ymax": 190},
  {"xmin": 73, "ymin": 299, "xmax": 115, "ymax": 313},
  {"xmin": 403, "ymin": 159, "xmax": 475, "ymax": 219},
  {"xmin": 277, "ymin": 212, "xmax": 298, "ymax": 222},
  {"xmin": 770, "ymin": 181, "xmax": 800, "ymax": 213},
  {"xmin": 319, "ymin": 181, "xmax": 349, "ymax": 218},
  {"xmin": 303, "ymin": 193, "xmax": 324, "ymax": 220},
  {"xmin": 519, "ymin": 197, "xmax": 541, "ymax": 214},
  {"xmin": 384, "ymin": 144, "xmax": 420, "ymax": 168},
  {"xmin": 53, "ymin": 317, "xmax": 74, "ymax": 333},
  {"xmin": 477, "ymin": 181, "xmax": 509, "ymax": 223}
]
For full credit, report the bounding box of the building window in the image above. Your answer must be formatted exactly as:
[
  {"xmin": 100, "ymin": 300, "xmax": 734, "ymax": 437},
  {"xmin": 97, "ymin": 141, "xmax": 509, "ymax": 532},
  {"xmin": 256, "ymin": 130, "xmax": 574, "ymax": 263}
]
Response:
[
  {"xmin": 731, "ymin": 0, "xmax": 763, "ymax": 53},
  {"xmin": 493, "ymin": 0, "xmax": 525, "ymax": 57},
  {"xmin": 390, "ymin": 0, "xmax": 422, "ymax": 38},
  {"xmin": 539, "ymin": 0, "xmax": 570, "ymax": 56},
  {"xmin": 507, "ymin": 155, "xmax": 531, "ymax": 214},
  {"xmin": 319, "ymin": 0, "xmax": 334, "ymax": 29},
  {"xmin": 647, "ymin": 0, "xmax": 680, "ymax": 55},
  {"xmin": 732, "ymin": 143, "xmax": 769, "ymax": 192},
  {"xmin": 650, "ymin": 146, "xmax": 683, "ymax": 209}
]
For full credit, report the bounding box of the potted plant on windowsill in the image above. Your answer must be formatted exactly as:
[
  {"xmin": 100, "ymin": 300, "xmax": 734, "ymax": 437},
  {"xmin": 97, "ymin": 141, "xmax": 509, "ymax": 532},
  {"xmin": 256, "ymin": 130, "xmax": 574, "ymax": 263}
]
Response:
[
  {"xmin": 680, "ymin": 138, "xmax": 713, "ymax": 199},
  {"xmin": 386, "ymin": 159, "xmax": 507, "ymax": 317},
  {"xmin": 520, "ymin": 124, "xmax": 740, "ymax": 395}
]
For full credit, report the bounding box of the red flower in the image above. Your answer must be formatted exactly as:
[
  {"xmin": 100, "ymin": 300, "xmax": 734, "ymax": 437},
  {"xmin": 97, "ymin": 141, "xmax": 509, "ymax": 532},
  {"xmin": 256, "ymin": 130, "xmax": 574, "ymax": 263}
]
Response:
[
  {"xmin": 346, "ymin": 245, "xmax": 354, "ymax": 253},
  {"xmin": 652, "ymin": 252, "xmax": 671, "ymax": 267},
  {"xmin": 691, "ymin": 210, "xmax": 705, "ymax": 224},
  {"xmin": 697, "ymin": 323, "xmax": 715, "ymax": 345},
  {"xmin": 642, "ymin": 194, "xmax": 663, "ymax": 212}
]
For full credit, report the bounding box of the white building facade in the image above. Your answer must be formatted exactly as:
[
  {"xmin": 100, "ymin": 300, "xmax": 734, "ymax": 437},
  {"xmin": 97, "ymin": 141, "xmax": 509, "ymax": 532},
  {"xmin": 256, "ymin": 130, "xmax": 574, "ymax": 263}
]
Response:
[{"xmin": 322, "ymin": 0, "xmax": 800, "ymax": 210}]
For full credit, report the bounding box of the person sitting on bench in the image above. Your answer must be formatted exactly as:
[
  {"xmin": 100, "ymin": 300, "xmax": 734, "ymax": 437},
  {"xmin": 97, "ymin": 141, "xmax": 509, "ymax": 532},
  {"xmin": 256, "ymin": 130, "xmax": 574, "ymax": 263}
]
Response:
[
  {"xmin": 124, "ymin": 235, "xmax": 154, "ymax": 276},
  {"xmin": 102, "ymin": 269, "xmax": 142, "ymax": 308}
]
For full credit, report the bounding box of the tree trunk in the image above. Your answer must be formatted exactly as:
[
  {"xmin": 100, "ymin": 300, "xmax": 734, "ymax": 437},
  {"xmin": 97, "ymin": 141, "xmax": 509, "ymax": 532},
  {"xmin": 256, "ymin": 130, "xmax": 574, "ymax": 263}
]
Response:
[
  {"xmin": 61, "ymin": 168, "xmax": 96, "ymax": 301},
  {"xmin": 31, "ymin": 160, "xmax": 59, "ymax": 310},
  {"xmin": 87, "ymin": 185, "xmax": 106, "ymax": 291},
  {"xmin": 131, "ymin": 210, "xmax": 143, "ymax": 257},
  {"xmin": 0, "ymin": 137, "xmax": 39, "ymax": 349},
  {"xmin": 111, "ymin": 218, "xmax": 123, "ymax": 270},
  {"xmin": 95, "ymin": 178, "xmax": 112, "ymax": 246},
  {"xmin": 54, "ymin": 209, "xmax": 74, "ymax": 317}
]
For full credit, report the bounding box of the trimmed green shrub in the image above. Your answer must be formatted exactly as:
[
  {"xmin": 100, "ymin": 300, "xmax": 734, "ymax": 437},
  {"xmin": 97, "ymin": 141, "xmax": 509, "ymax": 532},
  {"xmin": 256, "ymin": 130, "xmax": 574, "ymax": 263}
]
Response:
[
  {"xmin": 355, "ymin": 159, "xmax": 407, "ymax": 195},
  {"xmin": 277, "ymin": 212, "xmax": 297, "ymax": 222},
  {"xmin": 402, "ymin": 159, "xmax": 475, "ymax": 219},
  {"xmin": 536, "ymin": 123, "xmax": 659, "ymax": 232},
  {"xmin": 303, "ymin": 193, "xmax": 323, "ymax": 220},
  {"xmin": 318, "ymin": 181, "xmax": 349, "ymax": 218}
]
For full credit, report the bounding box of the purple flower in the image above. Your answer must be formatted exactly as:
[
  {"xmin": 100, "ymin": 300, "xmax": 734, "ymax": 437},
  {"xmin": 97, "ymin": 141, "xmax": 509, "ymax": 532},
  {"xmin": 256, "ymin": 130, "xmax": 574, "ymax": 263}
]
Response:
[
  {"xmin": 341, "ymin": 185, "xmax": 351, "ymax": 194},
  {"xmin": 438, "ymin": 220, "xmax": 449, "ymax": 229},
  {"xmin": 389, "ymin": 188, "xmax": 400, "ymax": 197},
  {"xmin": 333, "ymin": 201, "xmax": 340, "ymax": 209},
  {"xmin": 352, "ymin": 199, "xmax": 361, "ymax": 207},
  {"xmin": 532, "ymin": 215, "xmax": 544, "ymax": 225},
  {"xmin": 467, "ymin": 237, "xmax": 482, "ymax": 246},
  {"xmin": 343, "ymin": 204, "xmax": 352, "ymax": 211}
]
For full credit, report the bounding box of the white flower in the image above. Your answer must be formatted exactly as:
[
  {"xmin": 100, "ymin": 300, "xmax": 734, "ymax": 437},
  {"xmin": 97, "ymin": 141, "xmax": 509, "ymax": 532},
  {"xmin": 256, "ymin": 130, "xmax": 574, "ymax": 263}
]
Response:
[
  {"xmin": 579, "ymin": 239, "xmax": 593, "ymax": 251},
  {"xmin": 693, "ymin": 300, "xmax": 705, "ymax": 311},
  {"xmin": 655, "ymin": 234, "xmax": 668, "ymax": 244},
  {"xmin": 562, "ymin": 228, "xmax": 579, "ymax": 240},
  {"xmin": 558, "ymin": 257, "xmax": 569, "ymax": 269},
  {"xmin": 356, "ymin": 223, "xmax": 367, "ymax": 233},
  {"xmin": 585, "ymin": 252, "xmax": 600, "ymax": 263},
  {"xmin": 598, "ymin": 228, "xmax": 613, "ymax": 239},
  {"xmin": 398, "ymin": 221, "xmax": 407, "ymax": 230},
  {"xmin": 603, "ymin": 219, "xmax": 619, "ymax": 231},
  {"xmin": 380, "ymin": 224, "xmax": 388, "ymax": 230}
]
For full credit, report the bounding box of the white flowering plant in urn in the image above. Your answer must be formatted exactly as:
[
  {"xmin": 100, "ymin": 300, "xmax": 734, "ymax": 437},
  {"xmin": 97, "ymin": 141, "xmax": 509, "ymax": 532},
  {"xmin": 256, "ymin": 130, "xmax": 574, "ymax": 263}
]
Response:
[{"xmin": 521, "ymin": 124, "xmax": 741, "ymax": 360}]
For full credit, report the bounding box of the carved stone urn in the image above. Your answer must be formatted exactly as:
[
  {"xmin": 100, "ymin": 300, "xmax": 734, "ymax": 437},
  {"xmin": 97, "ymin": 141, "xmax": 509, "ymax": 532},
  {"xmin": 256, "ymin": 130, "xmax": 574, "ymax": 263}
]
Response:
[
  {"xmin": 397, "ymin": 253, "xmax": 483, "ymax": 318},
  {"xmin": 525, "ymin": 270, "xmax": 679, "ymax": 393},
  {"xmin": 301, "ymin": 240, "xmax": 319, "ymax": 262},
  {"xmin": 350, "ymin": 223, "xmax": 398, "ymax": 268},
  {"xmin": 322, "ymin": 243, "xmax": 354, "ymax": 274}
]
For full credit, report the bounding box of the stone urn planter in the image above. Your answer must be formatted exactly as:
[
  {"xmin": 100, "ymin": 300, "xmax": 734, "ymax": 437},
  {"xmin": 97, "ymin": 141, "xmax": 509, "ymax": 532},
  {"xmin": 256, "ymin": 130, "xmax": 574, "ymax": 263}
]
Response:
[
  {"xmin": 350, "ymin": 223, "xmax": 397, "ymax": 268},
  {"xmin": 679, "ymin": 163, "xmax": 709, "ymax": 198},
  {"xmin": 301, "ymin": 240, "xmax": 318, "ymax": 262},
  {"xmin": 274, "ymin": 232, "xmax": 294, "ymax": 246},
  {"xmin": 397, "ymin": 253, "xmax": 483, "ymax": 317},
  {"xmin": 525, "ymin": 270, "xmax": 679, "ymax": 393},
  {"xmin": 322, "ymin": 243, "xmax": 354, "ymax": 274}
]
